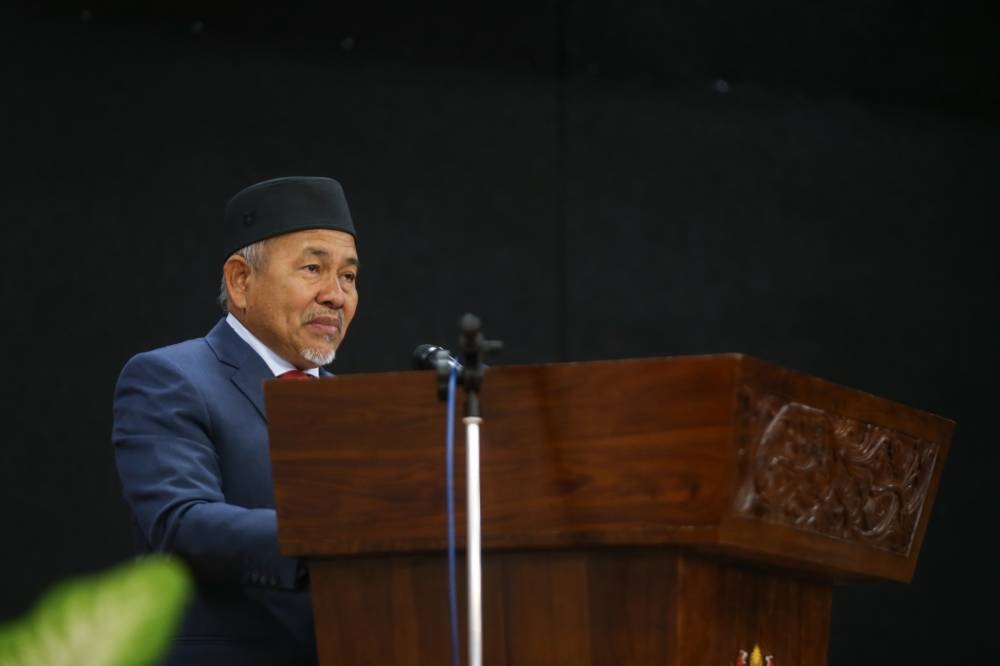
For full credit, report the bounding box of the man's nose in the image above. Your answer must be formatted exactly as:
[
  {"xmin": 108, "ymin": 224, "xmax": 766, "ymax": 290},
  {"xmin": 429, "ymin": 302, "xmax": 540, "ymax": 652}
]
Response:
[{"xmin": 317, "ymin": 275, "xmax": 347, "ymax": 307}]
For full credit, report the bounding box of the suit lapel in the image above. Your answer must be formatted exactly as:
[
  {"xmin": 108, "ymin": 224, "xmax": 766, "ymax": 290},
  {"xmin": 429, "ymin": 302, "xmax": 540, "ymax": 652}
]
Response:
[
  {"xmin": 205, "ymin": 319, "xmax": 272, "ymax": 421},
  {"xmin": 231, "ymin": 359, "xmax": 271, "ymax": 422}
]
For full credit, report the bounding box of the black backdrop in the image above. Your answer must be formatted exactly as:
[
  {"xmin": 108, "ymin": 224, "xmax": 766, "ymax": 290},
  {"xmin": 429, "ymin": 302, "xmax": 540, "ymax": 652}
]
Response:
[{"xmin": 2, "ymin": 2, "xmax": 996, "ymax": 663}]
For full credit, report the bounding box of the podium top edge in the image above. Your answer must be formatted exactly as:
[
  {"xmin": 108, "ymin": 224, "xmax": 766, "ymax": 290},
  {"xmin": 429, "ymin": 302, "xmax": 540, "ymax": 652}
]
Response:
[{"xmin": 319, "ymin": 353, "xmax": 954, "ymax": 428}]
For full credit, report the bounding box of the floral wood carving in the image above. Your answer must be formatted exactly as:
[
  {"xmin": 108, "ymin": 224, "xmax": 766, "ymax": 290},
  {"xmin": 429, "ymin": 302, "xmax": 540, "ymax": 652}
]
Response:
[{"xmin": 734, "ymin": 388, "xmax": 938, "ymax": 555}]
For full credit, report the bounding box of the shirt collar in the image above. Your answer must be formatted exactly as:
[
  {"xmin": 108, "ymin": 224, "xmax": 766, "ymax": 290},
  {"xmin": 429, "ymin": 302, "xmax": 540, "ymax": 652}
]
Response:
[{"xmin": 225, "ymin": 313, "xmax": 320, "ymax": 378}]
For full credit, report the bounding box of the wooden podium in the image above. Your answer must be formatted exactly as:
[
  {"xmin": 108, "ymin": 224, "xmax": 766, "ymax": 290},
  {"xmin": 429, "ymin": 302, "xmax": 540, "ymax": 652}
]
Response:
[{"xmin": 265, "ymin": 354, "xmax": 952, "ymax": 665}]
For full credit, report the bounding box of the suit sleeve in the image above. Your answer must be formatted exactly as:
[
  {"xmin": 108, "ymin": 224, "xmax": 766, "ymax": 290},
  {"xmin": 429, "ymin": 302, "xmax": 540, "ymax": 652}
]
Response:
[{"xmin": 112, "ymin": 351, "xmax": 302, "ymax": 590}]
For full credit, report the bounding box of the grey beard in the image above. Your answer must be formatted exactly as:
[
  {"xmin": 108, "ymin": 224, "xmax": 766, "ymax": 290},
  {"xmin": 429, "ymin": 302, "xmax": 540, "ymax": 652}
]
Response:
[{"xmin": 301, "ymin": 347, "xmax": 336, "ymax": 366}]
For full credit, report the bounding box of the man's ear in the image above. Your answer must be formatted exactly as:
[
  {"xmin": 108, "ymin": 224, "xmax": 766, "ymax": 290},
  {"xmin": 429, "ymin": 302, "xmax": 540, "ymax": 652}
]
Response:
[{"xmin": 223, "ymin": 256, "xmax": 253, "ymax": 312}]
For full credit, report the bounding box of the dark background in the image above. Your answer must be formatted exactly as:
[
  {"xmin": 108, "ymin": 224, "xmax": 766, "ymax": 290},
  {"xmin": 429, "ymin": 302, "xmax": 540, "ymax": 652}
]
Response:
[{"xmin": 2, "ymin": 1, "xmax": 996, "ymax": 663}]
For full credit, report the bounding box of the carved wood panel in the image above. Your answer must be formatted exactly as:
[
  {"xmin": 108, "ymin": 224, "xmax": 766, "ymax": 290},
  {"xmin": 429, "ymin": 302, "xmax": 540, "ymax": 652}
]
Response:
[{"xmin": 734, "ymin": 387, "xmax": 938, "ymax": 555}]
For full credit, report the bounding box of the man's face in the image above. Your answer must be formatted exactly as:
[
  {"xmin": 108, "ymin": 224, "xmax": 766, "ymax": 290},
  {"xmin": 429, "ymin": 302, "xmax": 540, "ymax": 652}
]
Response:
[{"xmin": 229, "ymin": 229, "xmax": 359, "ymax": 369}]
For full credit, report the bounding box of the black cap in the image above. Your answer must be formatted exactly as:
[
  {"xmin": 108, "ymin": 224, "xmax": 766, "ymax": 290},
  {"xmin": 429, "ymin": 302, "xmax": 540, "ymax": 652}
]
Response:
[{"xmin": 223, "ymin": 176, "xmax": 356, "ymax": 260}]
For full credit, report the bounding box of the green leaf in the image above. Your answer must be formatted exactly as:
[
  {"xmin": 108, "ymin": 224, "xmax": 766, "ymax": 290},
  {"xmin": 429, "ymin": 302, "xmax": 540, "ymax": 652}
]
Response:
[{"xmin": 0, "ymin": 555, "xmax": 192, "ymax": 666}]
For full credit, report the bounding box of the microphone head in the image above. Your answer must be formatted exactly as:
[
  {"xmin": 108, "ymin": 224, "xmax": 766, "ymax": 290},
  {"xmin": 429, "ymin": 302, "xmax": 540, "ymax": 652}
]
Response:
[{"xmin": 412, "ymin": 344, "xmax": 450, "ymax": 370}]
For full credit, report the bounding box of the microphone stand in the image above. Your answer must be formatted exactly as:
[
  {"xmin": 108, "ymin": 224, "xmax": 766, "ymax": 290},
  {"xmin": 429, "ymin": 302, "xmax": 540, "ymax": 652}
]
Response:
[{"xmin": 429, "ymin": 314, "xmax": 502, "ymax": 666}]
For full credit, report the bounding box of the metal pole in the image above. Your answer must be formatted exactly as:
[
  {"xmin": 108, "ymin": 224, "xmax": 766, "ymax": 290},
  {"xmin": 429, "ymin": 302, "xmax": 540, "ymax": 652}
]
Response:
[{"xmin": 464, "ymin": 415, "xmax": 483, "ymax": 666}]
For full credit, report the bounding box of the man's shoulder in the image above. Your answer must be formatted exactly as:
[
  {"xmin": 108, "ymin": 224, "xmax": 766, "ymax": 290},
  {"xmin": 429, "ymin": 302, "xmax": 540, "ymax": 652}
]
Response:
[
  {"xmin": 119, "ymin": 320, "xmax": 233, "ymax": 378},
  {"xmin": 129, "ymin": 334, "xmax": 215, "ymax": 368}
]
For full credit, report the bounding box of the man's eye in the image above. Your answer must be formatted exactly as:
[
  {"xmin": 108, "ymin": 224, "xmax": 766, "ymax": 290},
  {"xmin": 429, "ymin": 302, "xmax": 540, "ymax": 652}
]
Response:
[
  {"xmin": 341, "ymin": 272, "xmax": 357, "ymax": 282},
  {"xmin": 303, "ymin": 264, "xmax": 321, "ymax": 273}
]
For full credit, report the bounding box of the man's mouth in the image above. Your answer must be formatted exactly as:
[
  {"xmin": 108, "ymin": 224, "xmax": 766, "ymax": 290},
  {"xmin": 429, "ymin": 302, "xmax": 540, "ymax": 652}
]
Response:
[{"xmin": 305, "ymin": 314, "xmax": 342, "ymax": 338}]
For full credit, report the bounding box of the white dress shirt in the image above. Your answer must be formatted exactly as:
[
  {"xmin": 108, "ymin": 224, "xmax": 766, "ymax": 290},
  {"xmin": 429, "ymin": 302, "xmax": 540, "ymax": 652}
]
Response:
[{"xmin": 225, "ymin": 313, "xmax": 320, "ymax": 378}]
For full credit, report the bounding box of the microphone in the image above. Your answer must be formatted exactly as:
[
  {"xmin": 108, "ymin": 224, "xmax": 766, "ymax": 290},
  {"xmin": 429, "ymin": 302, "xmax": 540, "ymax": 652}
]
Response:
[{"xmin": 412, "ymin": 344, "xmax": 461, "ymax": 371}]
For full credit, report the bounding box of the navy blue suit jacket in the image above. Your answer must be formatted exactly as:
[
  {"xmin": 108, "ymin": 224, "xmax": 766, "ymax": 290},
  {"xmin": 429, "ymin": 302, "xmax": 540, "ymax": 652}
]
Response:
[{"xmin": 113, "ymin": 319, "xmax": 318, "ymax": 665}]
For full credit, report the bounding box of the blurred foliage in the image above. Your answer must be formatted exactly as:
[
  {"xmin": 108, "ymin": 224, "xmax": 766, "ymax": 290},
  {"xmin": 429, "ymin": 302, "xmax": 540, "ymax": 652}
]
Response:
[{"xmin": 0, "ymin": 555, "xmax": 191, "ymax": 666}]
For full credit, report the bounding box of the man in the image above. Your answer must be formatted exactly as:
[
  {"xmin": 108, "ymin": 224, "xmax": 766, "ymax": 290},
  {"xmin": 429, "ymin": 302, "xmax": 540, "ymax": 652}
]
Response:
[{"xmin": 113, "ymin": 176, "xmax": 359, "ymax": 665}]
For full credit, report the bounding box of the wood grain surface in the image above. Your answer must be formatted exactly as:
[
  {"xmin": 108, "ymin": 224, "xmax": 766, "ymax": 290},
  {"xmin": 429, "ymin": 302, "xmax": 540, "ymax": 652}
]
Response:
[
  {"xmin": 309, "ymin": 549, "xmax": 831, "ymax": 665},
  {"xmin": 265, "ymin": 354, "xmax": 952, "ymax": 665},
  {"xmin": 266, "ymin": 354, "xmax": 952, "ymax": 580}
]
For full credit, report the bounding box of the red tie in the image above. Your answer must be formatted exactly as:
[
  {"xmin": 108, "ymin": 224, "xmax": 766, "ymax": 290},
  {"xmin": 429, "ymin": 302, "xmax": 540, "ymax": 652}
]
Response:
[{"xmin": 278, "ymin": 370, "xmax": 315, "ymax": 380}]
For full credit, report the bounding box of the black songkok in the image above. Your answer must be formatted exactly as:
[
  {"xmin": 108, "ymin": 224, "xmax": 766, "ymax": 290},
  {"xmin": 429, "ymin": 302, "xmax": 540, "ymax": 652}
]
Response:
[{"xmin": 222, "ymin": 176, "xmax": 356, "ymax": 260}]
